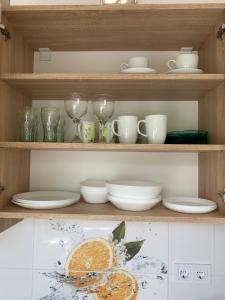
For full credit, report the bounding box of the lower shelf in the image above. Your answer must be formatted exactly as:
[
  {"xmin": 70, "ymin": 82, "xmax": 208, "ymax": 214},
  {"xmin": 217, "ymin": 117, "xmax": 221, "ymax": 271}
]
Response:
[{"xmin": 0, "ymin": 201, "xmax": 224, "ymax": 223}]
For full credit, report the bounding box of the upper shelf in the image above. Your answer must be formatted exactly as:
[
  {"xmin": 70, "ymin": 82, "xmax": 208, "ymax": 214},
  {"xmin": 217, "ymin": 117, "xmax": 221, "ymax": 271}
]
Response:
[
  {"xmin": 1, "ymin": 73, "xmax": 224, "ymax": 101},
  {"xmin": 3, "ymin": 4, "xmax": 225, "ymax": 51}
]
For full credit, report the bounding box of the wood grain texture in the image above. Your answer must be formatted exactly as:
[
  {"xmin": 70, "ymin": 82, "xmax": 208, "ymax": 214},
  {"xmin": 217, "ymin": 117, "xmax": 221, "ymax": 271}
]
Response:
[
  {"xmin": 3, "ymin": 4, "xmax": 225, "ymax": 51},
  {"xmin": 1, "ymin": 73, "xmax": 224, "ymax": 101},
  {"xmin": 0, "ymin": 201, "xmax": 224, "ymax": 224},
  {"xmin": 0, "ymin": 219, "xmax": 21, "ymax": 233},
  {"xmin": 199, "ymin": 23, "xmax": 225, "ymax": 215},
  {"xmin": 0, "ymin": 142, "xmax": 224, "ymax": 153},
  {"xmin": 0, "ymin": 14, "xmax": 33, "ymax": 231}
]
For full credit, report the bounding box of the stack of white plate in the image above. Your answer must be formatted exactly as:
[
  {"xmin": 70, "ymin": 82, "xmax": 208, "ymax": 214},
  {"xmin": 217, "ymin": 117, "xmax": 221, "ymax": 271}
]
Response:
[
  {"xmin": 81, "ymin": 180, "xmax": 108, "ymax": 204},
  {"xmin": 12, "ymin": 191, "xmax": 80, "ymax": 210},
  {"xmin": 163, "ymin": 197, "xmax": 217, "ymax": 214},
  {"xmin": 107, "ymin": 180, "xmax": 162, "ymax": 211}
]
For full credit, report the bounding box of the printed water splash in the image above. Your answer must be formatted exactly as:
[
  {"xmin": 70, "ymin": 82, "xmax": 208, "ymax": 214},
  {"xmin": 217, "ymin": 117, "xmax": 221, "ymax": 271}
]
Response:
[{"xmin": 50, "ymin": 220, "xmax": 85, "ymax": 241}]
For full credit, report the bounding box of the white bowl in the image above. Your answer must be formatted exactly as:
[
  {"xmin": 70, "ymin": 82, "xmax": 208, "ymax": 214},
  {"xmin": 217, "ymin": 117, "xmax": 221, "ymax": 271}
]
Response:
[
  {"xmin": 81, "ymin": 180, "xmax": 107, "ymax": 193},
  {"xmin": 82, "ymin": 191, "xmax": 108, "ymax": 204},
  {"xmin": 107, "ymin": 180, "xmax": 162, "ymax": 200},
  {"xmin": 108, "ymin": 194, "xmax": 161, "ymax": 211}
]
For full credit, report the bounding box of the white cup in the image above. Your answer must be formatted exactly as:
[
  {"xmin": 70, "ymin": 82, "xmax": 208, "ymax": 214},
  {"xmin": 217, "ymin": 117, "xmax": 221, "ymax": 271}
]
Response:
[
  {"xmin": 120, "ymin": 57, "xmax": 148, "ymax": 70},
  {"xmin": 112, "ymin": 116, "xmax": 138, "ymax": 144},
  {"xmin": 137, "ymin": 115, "xmax": 167, "ymax": 144},
  {"xmin": 167, "ymin": 48, "xmax": 199, "ymax": 70}
]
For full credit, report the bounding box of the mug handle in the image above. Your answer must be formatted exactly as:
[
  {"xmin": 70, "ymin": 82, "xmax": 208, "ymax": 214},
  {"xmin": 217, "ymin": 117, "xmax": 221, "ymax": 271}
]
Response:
[
  {"xmin": 120, "ymin": 63, "xmax": 129, "ymax": 71},
  {"xmin": 78, "ymin": 122, "xmax": 83, "ymax": 141},
  {"xmin": 167, "ymin": 59, "xmax": 176, "ymax": 70},
  {"xmin": 111, "ymin": 120, "xmax": 120, "ymax": 137},
  {"xmin": 137, "ymin": 120, "xmax": 147, "ymax": 137}
]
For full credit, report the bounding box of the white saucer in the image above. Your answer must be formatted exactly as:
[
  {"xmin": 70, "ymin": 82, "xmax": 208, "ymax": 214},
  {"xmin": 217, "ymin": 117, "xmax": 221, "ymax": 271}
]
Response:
[
  {"xmin": 167, "ymin": 68, "xmax": 204, "ymax": 74},
  {"xmin": 121, "ymin": 67, "xmax": 157, "ymax": 74},
  {"xmin": 163, "ymin": 197, "xmax": 217, "ymax": 214}
]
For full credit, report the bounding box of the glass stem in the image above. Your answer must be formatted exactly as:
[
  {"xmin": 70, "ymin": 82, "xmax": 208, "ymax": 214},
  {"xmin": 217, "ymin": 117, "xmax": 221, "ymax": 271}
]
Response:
[
  {"xmin": 99, "ymin": 122, "xmax": 106, "ymax": 143},
  {"xmin": 73, "ymin": 119, "xmax": 79, "ymax": 142}
]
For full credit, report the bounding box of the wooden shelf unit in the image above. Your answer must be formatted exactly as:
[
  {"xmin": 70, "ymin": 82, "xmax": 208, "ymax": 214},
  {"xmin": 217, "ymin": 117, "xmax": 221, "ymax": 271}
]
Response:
[
  {"xmin": 0, "ymin": 73, "xmax": 224, "ymax": 101},
  {"xmin": 0, "ymin": 142, "xmax": 225, "ymax": 153},
  {"xmin": 0, "ymin": 3, "xmax": 225, "ymax": 227}
]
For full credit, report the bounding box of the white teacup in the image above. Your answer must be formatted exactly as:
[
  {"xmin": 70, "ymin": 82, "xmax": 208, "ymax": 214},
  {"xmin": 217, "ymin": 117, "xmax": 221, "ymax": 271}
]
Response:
[
  {"xmin": 112, "ymin": 116, "xmax": 138, "ymax": 144},
  {"xmin": 167, "ymin": 48, "xmax": 199, "ymax": 70},
  {"xmin": 137, "ymin": 115, "xmax": 167, "ymax": 144},
  {"xmin": 120, "ymin": 57, "xmax": 148, "ymax": 70}
]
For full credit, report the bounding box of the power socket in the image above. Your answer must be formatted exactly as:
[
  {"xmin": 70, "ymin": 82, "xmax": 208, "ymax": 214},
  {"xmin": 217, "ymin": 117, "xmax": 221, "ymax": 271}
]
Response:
[{"xmin": 174, "ymin": 263, "xmax": 211, "ymax": 284}]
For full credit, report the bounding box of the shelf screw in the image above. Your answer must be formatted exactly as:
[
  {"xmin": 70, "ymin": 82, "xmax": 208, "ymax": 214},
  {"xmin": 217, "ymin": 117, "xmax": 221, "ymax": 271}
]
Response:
[
  {"xmin": 217, "ymin": 24, "xmax": 225, "ymax": 40},
  {"xmin": 0, "ymin": 24, "xmax": 11, "ymax": 41}
]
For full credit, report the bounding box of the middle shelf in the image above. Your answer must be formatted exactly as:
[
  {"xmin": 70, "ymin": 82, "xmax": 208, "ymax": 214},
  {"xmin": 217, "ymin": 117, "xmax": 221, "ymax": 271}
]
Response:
[
  {"xmin": 0, "ymin": 73, "xmax": 224, "ymax": 101},
  {"xmin": 0, "ymin": 142, "xmax": 225, "ymax": 152}
]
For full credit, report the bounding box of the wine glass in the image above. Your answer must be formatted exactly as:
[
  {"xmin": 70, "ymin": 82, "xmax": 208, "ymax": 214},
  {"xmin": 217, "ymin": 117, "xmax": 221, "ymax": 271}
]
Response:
[
  {"xmin": 64, "ymin": 93, "xmax": 88, "ymax": 143},
  {"xmin": 93, "ymin": 94, "xmax": 115, "ymax": 143}
]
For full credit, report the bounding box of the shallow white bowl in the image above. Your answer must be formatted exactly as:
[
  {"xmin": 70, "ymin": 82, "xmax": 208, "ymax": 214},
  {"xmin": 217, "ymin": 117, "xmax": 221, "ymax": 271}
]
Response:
[
  {"xmin": 107, "ymin": 180, "xmax": 162, "ymax": 200},
  {"xmin": 108, "ymin": 194, "xmax": 161, "ymax": 211},
  {"xmin": 82, "ymin": 191, "xmax": 108, "ymax": 204}
]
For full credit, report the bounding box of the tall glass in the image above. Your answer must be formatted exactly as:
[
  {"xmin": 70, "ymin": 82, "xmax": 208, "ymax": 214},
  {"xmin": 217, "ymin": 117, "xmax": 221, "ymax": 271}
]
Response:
[
  {"xmin": 19, "ymin": 106, "xmax": 38, "ymax": 142},
  {"xmin": 64, "ymin": 93, "xmax": 88, "ymax": 143},
  {"xmin": 41, "ymin": 107, "xmax": 60, "ymax": 142},
  {"xmin": 93, "ymin": 94, "xmax": 115, "ymax": 143}
]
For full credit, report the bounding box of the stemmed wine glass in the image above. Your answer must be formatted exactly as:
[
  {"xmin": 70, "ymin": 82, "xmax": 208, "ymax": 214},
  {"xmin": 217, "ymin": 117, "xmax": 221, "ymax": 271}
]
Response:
[
  {"xmin": 93, "ymin": 94, "xmax": 115, "ymax": 143},
  {"xmin": 64, "ymin": 93, "xmax": 88, "ymax": 143}
]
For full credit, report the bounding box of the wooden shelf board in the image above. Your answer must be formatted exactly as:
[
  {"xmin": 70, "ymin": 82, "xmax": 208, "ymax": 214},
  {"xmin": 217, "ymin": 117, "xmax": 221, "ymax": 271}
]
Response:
[
  {"xmin": 0, "ymin": 201, "xmax": 224, "ymax": 223},
  {"xmin": 1, "ymin": 73, "xmax": 224, "ymax": 101},
  {"xmin": 3, "ymin": 4, "xmax": 225, "ymax": 51},
  {"xmin": 0, "ymin": 142, "xmax": 224, "ymax": 153}
]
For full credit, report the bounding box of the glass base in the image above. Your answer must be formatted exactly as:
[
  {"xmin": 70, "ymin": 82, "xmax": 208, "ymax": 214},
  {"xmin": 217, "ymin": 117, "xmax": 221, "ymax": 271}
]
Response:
[{"xmin": 71, "ymin": 137, "xmax": 82, "ymax": 143}]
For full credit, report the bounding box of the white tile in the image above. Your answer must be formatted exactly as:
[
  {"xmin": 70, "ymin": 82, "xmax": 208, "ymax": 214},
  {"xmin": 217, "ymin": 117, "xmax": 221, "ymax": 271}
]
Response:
[
  {"xmin": 0, "ymin": 219, "xmax": 34, "ymax": 269},
  {"xmin": 215, "ymin": 224, "xmax": 225, "ymax": 276},
  {"xmin": 169, "ymin": 223, "xmax": 214, "ymax": 263},
  {"xmin": 33, "ymin": 219, "xmax": 118, "ymax": 270},
  {"xmin": 214, "ymin": 224, "xmax": 225, "ymax": 300},
  {"xmin": 168, "ymin": 223, "xmax": 214, "ymax": 300},
  {"xmin": 0, "ymin": 269, "xmax": 33, "ymax": 300}
]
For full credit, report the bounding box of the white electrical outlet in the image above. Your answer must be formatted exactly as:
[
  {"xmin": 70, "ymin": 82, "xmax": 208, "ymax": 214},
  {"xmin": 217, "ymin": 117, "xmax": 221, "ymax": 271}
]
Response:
[{"xmin": 174, "ymin": 263, "xmax": 211, "ymax": 284}]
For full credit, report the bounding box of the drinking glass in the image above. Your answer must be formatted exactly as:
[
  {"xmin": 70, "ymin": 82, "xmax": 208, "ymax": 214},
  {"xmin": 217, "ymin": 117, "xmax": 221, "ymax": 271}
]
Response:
[
  {"xmin": 41, "ymin": 107, "xmax": 60, "ymax": 142},
  {"xmin": 64, "ymin": 93, "xmax": 88, "ymax": 143},
  {"xmin": 19, "ymin": 106, "xmax": 38, "ymax": 142},
  {"xmin": 93, "ymin": 94, "xmax": 115, "ymax": 143},
  {"xmin": 57, "ymin": 115, "xmax": 66, "ymax": 143}
]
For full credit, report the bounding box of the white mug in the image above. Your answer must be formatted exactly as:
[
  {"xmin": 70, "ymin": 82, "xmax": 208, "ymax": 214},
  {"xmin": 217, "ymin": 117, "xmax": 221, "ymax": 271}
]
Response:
[
  {"xmin": 120, "ymin": 57, "xmax": 148, "ymax": 70},
  {"xmin": 112, "ymin": 116, "xmax": 138, "ymax": 144},
  {"xmin": 167, "ymin": 48, "xmax": 199, "ymax": 70},
  {"xmin": 137, "ymin": 115, "xmax": 167, "ymax": 144}
]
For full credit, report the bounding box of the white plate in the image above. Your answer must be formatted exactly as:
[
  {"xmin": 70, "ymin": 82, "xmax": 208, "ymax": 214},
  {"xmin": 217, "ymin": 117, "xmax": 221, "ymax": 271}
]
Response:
[
  {"xmin": 13, "ymin": 191, "xmax": 79, "ymax": 202},
  {"xmin": 108, "ymin": 194, "xmax": 161, "ymax": 211},
  {"xmin": 167, "ymin": 68, "xmax": 204, "ymax": 74},
  {"xmin": 163, "ymin": 197, "xmax": 217, "ymax": 214},
  {"xmin": 12, "ymin": 196, "xmax": 80, "ymax": 210},
  {"xmin": 121, "ymin": 67, "xmax": 157, "ymax": 74}
]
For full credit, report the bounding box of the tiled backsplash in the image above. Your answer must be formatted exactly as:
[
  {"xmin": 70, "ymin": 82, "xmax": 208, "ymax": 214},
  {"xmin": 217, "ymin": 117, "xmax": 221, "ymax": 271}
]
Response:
[{"xmin": 0, "ymin": 220, "xmax": 224, "ymax": 300}]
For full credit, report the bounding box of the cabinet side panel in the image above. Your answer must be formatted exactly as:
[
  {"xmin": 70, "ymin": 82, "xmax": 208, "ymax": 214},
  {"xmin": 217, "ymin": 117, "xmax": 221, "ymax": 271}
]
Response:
[
  {"xmin": 199, "ymin": 24, "xmax": 225, "ymax": 214},
  {"xmin": 0, "ymin": 14, "xmax": 33, "ymax": 229}
]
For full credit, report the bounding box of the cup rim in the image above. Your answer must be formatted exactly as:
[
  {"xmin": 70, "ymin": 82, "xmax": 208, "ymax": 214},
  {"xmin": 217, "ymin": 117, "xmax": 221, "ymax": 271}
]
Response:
[{"xmin": 145, "ymin": 114, "xmax": 167, "ymax": 118}]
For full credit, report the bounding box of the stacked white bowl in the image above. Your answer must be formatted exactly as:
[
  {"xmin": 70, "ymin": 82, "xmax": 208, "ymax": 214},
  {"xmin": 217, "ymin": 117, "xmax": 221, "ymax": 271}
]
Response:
[
  {"xmin": 107, "ymin": 180, "xmax": 162, "ymax": 211},
  {"xmin": 81, "ymin": 180, "xmax": 108, "ymax": 204}
]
